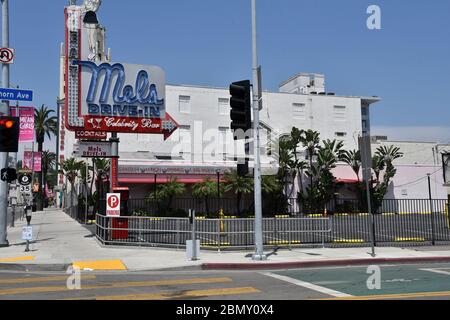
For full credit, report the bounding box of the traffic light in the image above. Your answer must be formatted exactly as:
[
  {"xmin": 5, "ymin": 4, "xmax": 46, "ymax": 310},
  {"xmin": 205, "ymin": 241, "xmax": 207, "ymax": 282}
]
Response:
[
  {"xmin": 230, "ymin": 80, "xmax": 252, "ymax": 134},
  {"xmin": 0, "ymin": 117, "xmax": 19, "ymax": 152}
]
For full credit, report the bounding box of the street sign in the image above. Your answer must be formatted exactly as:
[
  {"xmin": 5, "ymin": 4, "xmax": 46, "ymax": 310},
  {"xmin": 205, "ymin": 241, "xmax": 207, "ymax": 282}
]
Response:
[
  {"xmin": 106, "ymin": 193, "xmax": 121, "ymax": 217},
  {"xmin": 1, "ymin": 168, "xmax": 17, "ymax": 183},
  {"xmin": 75, "ymin": 141, "xmax": 114, "ymax": 158},
  {"xmin": 18, "ymin": 173, "xmax": 32, "ymax": 186},
  {"xmin": 0, "ymin": 48, "xmax": 14, "ymax": 64},
  {"xmin": 75, "ymin": 130, "xmax": 107, "ymax": 140},
  {"xmin": 0, "ymin": 88, "xmax": 33, "ymax": 102},
  {"xmin": 20, "ymin": 185, "xmax": 32, "ymax": 194},
  {"xmin": 22, "ymin": 226, "xmax": 33, "ymax": 241}
]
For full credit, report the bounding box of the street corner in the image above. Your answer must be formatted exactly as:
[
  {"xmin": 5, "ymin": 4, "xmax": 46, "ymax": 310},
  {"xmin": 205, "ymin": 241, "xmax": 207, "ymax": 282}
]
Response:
[{"xmin": 72, "ymin": 259, "xmax": 128, "ymax": 271}]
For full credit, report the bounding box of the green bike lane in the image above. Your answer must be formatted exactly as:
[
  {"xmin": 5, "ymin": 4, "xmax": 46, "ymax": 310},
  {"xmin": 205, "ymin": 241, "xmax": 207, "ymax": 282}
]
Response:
[{"xmin": 269, "ymin": 263, "xmax": 450, "ymax": 300}]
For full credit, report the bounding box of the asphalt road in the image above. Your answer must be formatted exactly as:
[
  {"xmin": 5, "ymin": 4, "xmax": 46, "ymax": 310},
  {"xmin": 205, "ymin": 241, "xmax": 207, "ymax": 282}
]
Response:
[{"xmin": 1, "ymin": 262, "xmax": 450, "ymax": 300}]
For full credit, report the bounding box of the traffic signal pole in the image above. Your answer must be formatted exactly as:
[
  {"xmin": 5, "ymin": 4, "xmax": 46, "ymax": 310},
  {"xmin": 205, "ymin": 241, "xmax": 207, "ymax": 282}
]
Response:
[
  {"xmin": 251, "ymin": 0, "xmax": 266, "ymax": 260},
  {"xmin": 0, "ymin": 0, "xmax": 10, "ymax": 246}
]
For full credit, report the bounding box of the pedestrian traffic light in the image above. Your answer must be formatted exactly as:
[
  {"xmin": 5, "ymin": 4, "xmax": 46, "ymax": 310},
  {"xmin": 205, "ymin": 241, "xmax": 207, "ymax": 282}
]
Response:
[
  {"xmin": 230, "ymin": 80, "xmax": 252, "ymax": 134},
  {"xmin": 0, "ymin": 116, "xmax": 19, "ymax": 152}
]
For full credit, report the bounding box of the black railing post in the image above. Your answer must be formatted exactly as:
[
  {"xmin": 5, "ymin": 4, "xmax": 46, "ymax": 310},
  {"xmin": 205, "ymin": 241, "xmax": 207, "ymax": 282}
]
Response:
[{"xmin": 428, "ymin": 174, "xmax": 436, "ymax": 245}]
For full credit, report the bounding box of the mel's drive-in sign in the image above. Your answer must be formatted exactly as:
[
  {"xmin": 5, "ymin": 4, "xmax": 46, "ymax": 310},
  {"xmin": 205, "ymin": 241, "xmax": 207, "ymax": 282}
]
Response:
[{"xmin": 106, "ymin": 193, "xmax": 121, "ymax": 217}]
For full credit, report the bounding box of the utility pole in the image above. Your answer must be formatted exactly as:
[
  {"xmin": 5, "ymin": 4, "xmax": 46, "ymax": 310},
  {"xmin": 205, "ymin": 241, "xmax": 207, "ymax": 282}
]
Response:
[
  {"xmin": 251, "ymin": 0, "xmax": 266, "ymax": 261},
  {"xmin": 0, "ymin": 0, "xmax": 10, "ymax": 247}
]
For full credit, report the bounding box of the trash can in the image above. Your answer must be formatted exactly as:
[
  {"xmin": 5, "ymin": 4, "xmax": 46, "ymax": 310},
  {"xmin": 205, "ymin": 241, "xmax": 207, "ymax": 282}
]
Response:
[{"xmin": 112, "ymin": 218, "xmax": 129, "ymax": 240}]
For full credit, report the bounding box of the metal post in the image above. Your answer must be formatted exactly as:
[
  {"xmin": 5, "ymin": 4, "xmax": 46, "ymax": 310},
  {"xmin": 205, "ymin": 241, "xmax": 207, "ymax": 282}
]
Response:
[
  {"xmin": 0, "ymin": 0, "xmax": 10, "ymax": 246},
  {"xmin": 190, "ymin": 209, "xmax": 198, "ymax": 261},
  {"xmin": 428, "ymin": 174, "xmax": 436, "ymax": 245},
  {"xmin": 251, "ymin": 0, "xmax": 266, "ymax": 261},
  {"xmin": 85, "ymin": 161, "xmax": 88, "ymax": 224}
]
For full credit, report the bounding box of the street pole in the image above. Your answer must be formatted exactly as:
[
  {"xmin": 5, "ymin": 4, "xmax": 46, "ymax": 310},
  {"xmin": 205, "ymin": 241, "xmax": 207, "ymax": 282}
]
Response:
[
  {"xmin": 251, "ymin": 0, "xmax": 266, "ymax": 261},
  {"xmin": 0, "ymin": 0, "xmax": 10, "ymax": 247},
  {"xmin": 428, "ymin": 174, "xmax": 436, "ymax": 245}
]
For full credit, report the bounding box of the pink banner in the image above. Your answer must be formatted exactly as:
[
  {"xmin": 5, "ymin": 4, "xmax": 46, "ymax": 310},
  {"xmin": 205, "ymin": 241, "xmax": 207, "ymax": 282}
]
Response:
[
  {"xmin": 23, "ymin": 151, "xmax": 42, "ymax": 172},
  {"xmin": 10, "ymin": 107, "xmax": 35, "ymax": 143}
]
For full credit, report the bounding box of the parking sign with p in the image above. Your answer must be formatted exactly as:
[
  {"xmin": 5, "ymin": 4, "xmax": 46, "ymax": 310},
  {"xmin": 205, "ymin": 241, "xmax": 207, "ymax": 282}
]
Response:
[{"xmin": 106, "ymin": 193, "xmax": 121, "ymax": 217}]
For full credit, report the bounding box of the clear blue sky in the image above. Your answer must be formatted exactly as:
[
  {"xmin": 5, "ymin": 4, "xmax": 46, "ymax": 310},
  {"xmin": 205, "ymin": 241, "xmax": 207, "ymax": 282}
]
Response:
[{"xmin": 2, "ymin": 0, "xmax": 450, "ymax": 143}]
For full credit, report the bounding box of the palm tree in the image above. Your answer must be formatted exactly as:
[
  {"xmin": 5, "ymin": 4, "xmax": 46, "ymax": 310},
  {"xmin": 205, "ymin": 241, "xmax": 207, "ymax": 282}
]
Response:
[
  {"xmin": 192, "ymin": 179, "xmax": 221, "ymax": 217},
  {"xmin": 92, "ymin": 158, "xmax": 110, "ymax": 202},
  {"xmin": 223, "ymin": 171, "xmax": 253, "ymax": 216},
  {"xmin": 300, "ymin": 130, "xmax": 321, "ymax": 187},
  {"xmin": 59, "ymin": 158, "xmax": 84, "ymax": 207},
  {"xmin": 41, "ymin": 151, "xmax": 56, "ymax": 200},
  {"xmin": 35, "ymin": 105, "xmax": 57, "ymax": 210},
  {"xmin": 149, "ymin": 178, "xmax": 186, "ymax": 214},
  {"xmin": 342, "ymin": 150, "xmax": 361, "ymax": 183}
]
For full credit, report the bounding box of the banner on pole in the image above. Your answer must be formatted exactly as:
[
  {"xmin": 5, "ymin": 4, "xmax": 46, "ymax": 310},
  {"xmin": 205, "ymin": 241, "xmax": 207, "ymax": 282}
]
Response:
[
  {"xmin": 23, "ymin": 151, "xmax": 42, "ymax": 172},
  {"xmin": 10, "ymin": 107, "xmax": 35, "ymax": 143}
]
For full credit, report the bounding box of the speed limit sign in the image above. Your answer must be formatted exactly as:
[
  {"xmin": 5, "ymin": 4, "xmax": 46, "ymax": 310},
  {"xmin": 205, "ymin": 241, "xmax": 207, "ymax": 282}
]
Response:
[{"xmin": 20, "ymin": 185, "xmax": 31, "ymax": 194}]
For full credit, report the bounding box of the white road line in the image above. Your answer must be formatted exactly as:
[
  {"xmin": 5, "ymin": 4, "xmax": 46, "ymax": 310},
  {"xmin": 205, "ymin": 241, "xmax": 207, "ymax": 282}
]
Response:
[
  {"xmin": 420, "ymin": 269, "xmax": 450, "ymax": 276},
  {"xmin": 261, "ymin": 272, "xmax": 353, "ymax": 298}
]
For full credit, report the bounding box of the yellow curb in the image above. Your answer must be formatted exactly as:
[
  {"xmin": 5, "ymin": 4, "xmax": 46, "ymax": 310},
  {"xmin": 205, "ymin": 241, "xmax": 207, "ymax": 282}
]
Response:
[
  {"xmin": 72, "ymin": 260, "xmax": 127, "ymax": 271},
  {"xmin": 0, "ymin": 256, "xmax": 35, "ymax": 263}
]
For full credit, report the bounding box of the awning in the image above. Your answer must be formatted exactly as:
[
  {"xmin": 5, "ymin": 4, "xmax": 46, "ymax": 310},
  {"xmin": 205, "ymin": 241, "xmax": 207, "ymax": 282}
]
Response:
[
  {"xmin": 331, "ymin": 165, "xmax": 360, "ymax": 184},
  {"xmin": 119, "ymin": 174, "xmax": 224, "ymax": 185}
]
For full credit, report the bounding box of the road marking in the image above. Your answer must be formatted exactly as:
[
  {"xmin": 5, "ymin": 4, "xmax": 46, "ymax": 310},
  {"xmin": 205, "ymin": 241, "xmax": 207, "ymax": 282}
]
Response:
[
  {"xmin": 321, "ymin": 291, "xmax": 450, "ymax": 300},
  {"xmin": 0, "ymin": 256, "xmax": 35, "ymax": 263},
  {"xmin": 72, "ymin": 260, "xmax": 127, "ymax": 271},
  {"xmin": 0, "ymin": 277, "xmax": 233, "ymax": 296},
  {"xmin": 74, "ymin": 287, "xmax": 260, "ymax": 300},
  {"xmin": 420, "ymin": 268, "xmax": 450, "ymax": 276},
  {"xmin": 0, "ymin": 275, "xmax": 96, "ymax": 285},
  {"xmin": 262, "ymin": 272, "xmax": 352, "ymax": 298}
]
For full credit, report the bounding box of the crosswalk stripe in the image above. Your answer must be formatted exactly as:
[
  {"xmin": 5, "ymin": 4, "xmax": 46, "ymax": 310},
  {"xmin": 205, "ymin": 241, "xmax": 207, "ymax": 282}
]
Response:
[
  {"xmin": 77, "ymin": 287, "xmax": 261, "ymax": 300},
  {"xmin": 0, "ymin": 277, "xmax": 233, "ymax": 296},
  {"xmin": 0, "ymin": 275, "xmax": 96, "ymax": 285}
]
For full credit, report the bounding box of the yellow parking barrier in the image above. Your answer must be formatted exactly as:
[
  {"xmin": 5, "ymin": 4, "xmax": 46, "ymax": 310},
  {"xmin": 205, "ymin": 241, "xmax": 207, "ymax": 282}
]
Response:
[
  {"xmin": 333, "ymin": 239, "xmax": 365, "ymax": 244},
  {"xmin": 395, "ymin": 237, "xmax": 425, "ymax": 242}
]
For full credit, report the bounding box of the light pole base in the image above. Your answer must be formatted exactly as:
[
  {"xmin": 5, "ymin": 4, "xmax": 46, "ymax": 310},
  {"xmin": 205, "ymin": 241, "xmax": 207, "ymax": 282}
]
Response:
[
  {"xmin": 252, "ymin": 254, "xmax": 267, "ymax": 261},
  {"xmin": 0, "ymin": 241, "xmax": 9, "ymax": 248}
]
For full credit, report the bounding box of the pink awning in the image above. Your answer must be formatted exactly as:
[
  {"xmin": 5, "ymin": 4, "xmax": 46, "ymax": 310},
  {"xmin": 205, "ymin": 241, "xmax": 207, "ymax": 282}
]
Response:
[{"xmin": 332, "ymin": 165, "xmax": 360, "ymax": 184}]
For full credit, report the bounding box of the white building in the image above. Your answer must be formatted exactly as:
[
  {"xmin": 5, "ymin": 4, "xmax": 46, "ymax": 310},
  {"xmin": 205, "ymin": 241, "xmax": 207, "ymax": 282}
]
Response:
[{"xmin": 58, "ymin": 63, "xmax": 382, "ymax": 199}]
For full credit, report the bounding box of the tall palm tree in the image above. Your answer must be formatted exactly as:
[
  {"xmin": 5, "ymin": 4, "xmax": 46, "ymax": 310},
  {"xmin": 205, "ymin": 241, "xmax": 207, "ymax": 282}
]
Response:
[
  {"xmin": 300, "ymin": 130, "xmax": 321, "ymax": 187},
  {"xmin": 223, "ymin": 171, "xmax": 253, "ymax": 216},
  {"xmin": 35, "ymin": 105, "xmax": 57, "ymax": 210},
  {"xmin": 41, "ymin": 151, "xmax": 56, "ymax": 201}
]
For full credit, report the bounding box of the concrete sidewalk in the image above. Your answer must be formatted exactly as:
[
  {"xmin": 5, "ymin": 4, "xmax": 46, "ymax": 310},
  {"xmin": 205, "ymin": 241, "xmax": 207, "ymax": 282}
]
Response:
[{"xmin": 2, "ymin": 208, "xmax": 450, "ymax": 271}]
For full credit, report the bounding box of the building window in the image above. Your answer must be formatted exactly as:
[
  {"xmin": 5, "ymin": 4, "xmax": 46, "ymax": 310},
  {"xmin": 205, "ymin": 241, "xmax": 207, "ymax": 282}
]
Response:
[
  {"xmin": 333, "ymin": 105, "xmax": 346, "ymax": 121},
  {"xmin": 219, "ymin": 127, "xmax": 229, "ymax": 161},
  {"xmin": 335, "ymin": 132, "xmax": 347, "ymax": 138},
  {"xmin": 362, "ymin": 106, "xmax": 368, "ymax": 117},
  {"xmin": 362, "ymin": 120, "xmax": 368, "ymax": 130},
  {"xmin": 179, "ymin": 96, "xmax": 191, "ymax": 114},
  {"xmin": 292, "ymin": 103, "xmax": 306, "ymax": 120},
  {"xmin": 218, "ymin": 98, "xmax": 229, "ymax": 116}
]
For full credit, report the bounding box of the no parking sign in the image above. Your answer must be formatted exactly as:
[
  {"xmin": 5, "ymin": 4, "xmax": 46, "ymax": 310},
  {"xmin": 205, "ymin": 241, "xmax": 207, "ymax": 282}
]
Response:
[{"xmin": 106, "ymin": 193, "xmax": 121, "ymax": 217}]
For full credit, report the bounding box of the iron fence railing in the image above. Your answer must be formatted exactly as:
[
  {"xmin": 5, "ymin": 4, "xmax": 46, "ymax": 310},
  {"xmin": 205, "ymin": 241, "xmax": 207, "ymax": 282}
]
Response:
[
  {"xmin": 63, "ymin": 198, "xmax": 450, "ymax": 250},
  {"xmin": 95, "ymin": 214, "xmax": 332, "ymax": 250}
]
